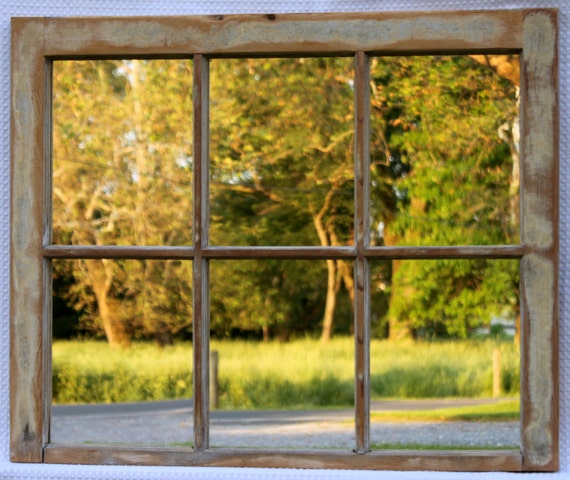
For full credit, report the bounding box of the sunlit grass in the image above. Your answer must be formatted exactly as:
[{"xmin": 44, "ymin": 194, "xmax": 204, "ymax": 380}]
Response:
[
  {"xmin": 52, "ymin": 338, "xmax": 519, "ymax": 408},
  {"xmin": 52, "ymin": 341, "xmax": 193, "ymax": 404},
  {"xmin": 370, "ymin": 339, "xmax": 520, "ymax": 399},
  {"xmin": 211, "ymin": 337, "xmax": 354, "ymax": 409}
]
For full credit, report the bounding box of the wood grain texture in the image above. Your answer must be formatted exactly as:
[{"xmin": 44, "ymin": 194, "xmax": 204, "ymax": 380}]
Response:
[
  {"xmin": 43, "ymin": 445, "xmax": 522, "ymax": 471},
  {"xmin": 364, "ymin": 245, "xmax": 525, "ymax": 259},
  {"xmin": 43, "ymin": 245, "xmax": 523, "ymax": 259},
  {"xmin": 354, "ymin": 51, "xmax": 370, "ymax": 454},
  {"xmin": 192, "ymin": 54, "xmax": 210, "ymax": 451},
  {"xmin": 37, "ymin": 11, "xmax": 523, "ymax": 57},
  {"xmin": 520, "ymin": 8, "xmax": 559, "ymax": 471},
  {"xmin": 43, "ymin": 245, "xmax": 195, "ymax": 259},
  {"xmin": 10, "ymin": 17, "xmax": 47, "ymax": 463},
  {"xmin": 204, "ymin": 246, "xmax": 356, "ymax": 259}
]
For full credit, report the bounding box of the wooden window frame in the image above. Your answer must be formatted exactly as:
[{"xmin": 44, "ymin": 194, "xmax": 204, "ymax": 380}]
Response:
[{"xmin": 10, "ymin": 10, "xmax": 558, "ymax": 471}]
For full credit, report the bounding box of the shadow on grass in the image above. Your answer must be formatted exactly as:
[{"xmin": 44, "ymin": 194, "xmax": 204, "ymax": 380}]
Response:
[{"xmin": 218, "ymin": 374, "xmax": 354, "ymax": 409}]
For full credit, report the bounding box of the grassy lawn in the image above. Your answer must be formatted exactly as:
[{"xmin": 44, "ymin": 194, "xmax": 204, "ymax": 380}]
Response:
[
  {"xmin": 367, "ymin": 399, "xmax": 520, "ymax": 451},
  {"xmin": 52, "ymin": 337, "xmax": 519, "ymax": 409}
]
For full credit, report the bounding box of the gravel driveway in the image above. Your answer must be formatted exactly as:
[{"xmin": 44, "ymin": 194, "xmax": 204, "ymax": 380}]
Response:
[{"xmin": 51, "ymin": 400, "xmax": 519, "ymax": 449}]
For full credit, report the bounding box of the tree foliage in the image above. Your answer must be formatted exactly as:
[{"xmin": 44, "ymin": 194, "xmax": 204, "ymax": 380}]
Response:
[
  {"xmin": 209, "ymin": 58, "xmax": 356, "ymax": 341},
  {"xmin": 52, "ymin": 59, "xmax": 194, "ymax": 346},
  {"xmin": 52, "ymin": 54, "xmax": 519, "ymax": 345},
  {"xmin": 370, "ymin": 55, "xmax": 519, "ymax": 338}
]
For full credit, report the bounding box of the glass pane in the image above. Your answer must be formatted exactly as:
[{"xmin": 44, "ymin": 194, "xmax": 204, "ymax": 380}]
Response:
[
  {"xmin": 370, "ymin": 259, "xmax": 520, "ymax": 450},
  {"xmin": 51, "ymin": 259, "xmax": 193, "ymax": 447},
  {"xmin": 369, "ymin": 55, "xmax": 520, "ymax": 246},
  {"xmin": 209, "ymin": 260, "xmax": 355, "ymax": 449},
  {"xmin": 209, "ymin": 57, "xmax": 354, "ymax": 247},
  {"xmin": 52, "ymin": 59, "xmax": 193, "ymax": 246}
]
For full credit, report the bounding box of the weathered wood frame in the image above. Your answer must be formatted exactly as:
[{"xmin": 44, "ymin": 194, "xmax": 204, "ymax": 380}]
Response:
[{"xmin": 10, "ymin": 10, "xmax": 558, "ymax": 471}]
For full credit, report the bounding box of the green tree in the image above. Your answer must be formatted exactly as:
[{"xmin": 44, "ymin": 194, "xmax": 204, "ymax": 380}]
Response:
[
  {"xmin": 210, "ymin": 260, "xmax": 330, "ymax": 341},
  {"xmin": 52, "ymin": 54, "xmax": 519, "ymax": 345},
  {"xmin": 209, "ymin": 57, "xmax": 356, "ymax": 341},
  {"xmin": 52, "ymin": 59, "xmax": 194, "ymax": 347},
  {"xmin": 369, "ymin": 55, "xmax": 519, "ymax": 338}
]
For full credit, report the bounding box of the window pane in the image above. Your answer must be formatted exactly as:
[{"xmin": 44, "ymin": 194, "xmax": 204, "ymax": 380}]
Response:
[
  {"xmin": 209, "ymin": 58, "xmax": 354, "ymax": 247},
  {"xmin": 370, "ymin": 259, "xmax": 520, "ymax": 450},
  {"xmin": 369, "ymin": 55, "xmax": 520, "ymax": 246},
  {"xmin": 209, "ymin": 260, "xmax": 355, "ymax": 449},
  {"xmin": 52, "ymin": 59, "xmax": 193, "ymax": 246},
  {"xmin": 51, "ymin": 259, "xmax": 193, "ymax": 447}
]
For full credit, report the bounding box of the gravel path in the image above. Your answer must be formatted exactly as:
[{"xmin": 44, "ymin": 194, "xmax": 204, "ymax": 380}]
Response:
[{"xmin": 51, "ymin": 404, "xmax": 519, "ymax": 449}]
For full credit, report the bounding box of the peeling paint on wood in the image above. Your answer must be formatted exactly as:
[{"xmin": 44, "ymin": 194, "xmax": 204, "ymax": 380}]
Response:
[
  {"xmin": 522, "ymin": 254, "xmax": 555, "ymax": 465},
  {"xmin": 520, "ymin": 9, "xmax": 559, "ymax": 471},
  {"xmin": 39, "ymin": 11, "xmax": 522, "ymax": 56}
]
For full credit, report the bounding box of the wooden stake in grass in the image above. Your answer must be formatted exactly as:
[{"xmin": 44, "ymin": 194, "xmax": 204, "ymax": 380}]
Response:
[
  {"xmin": 493, "ymin": 348, "xmax": 502, "ymax": 398},
  {"xmin": 210, "ymin": 350, "xmax": 219, "ymax": 409}
]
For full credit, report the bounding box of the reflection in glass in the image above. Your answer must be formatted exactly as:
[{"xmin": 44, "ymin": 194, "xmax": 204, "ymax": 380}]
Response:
[
  {"xmin": 52, "ymin": 59, "xmax": 193, "ymax": 246},
  {"xmin": 369, "ymin": 55, "xmax": 520, "ymax": 246},
  {"xmin": 370, "ymin": 259, "xmax": 520, "ymax": 450},
  {"xmin": 209, "ymin": 57, "xmax": 354, "ymax": 247},
  {"xmin": 209, "ymin": 260, "xmax": 355, "ymax": 449},
  {"xmin": 51, "ymin": 259, "xmax": 193, "ymax": 447}
]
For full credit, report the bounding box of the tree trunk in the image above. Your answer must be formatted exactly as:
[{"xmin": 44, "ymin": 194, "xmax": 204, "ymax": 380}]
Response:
[
  {"xmin": 83, "ymin": 259, "xmax": 131, "ymax": 348},
  {"xmin": 328, "ymin": 228, "xmax": 355, "ymax": 310},
  {"xmin": 262, "ymin": 325, "xmax": 270, "ymax": 343},
  {"xmin": 338, "ymin": 260, "xmax": 355, "ymax": 307},
  {"xmin": 97, "ymin": 295, "xmax": 131, "ymax": 348},
  {"xmin": 383, "ymin": 202, "xmax": 428, "ymax": 340},
  {"xmin": 311, "ymin": 194, "xmax": 343, "ymax": 343},
  {"xmin": 320, "ymin": 258, "xmax": 338, "ymax": 343},
  {"xmin": 385, "ymin": 259, "xmax": 414, "ymax": 340},
  {"xmin": 129, "ymin": 60, "xmax": 151, "ymax": 245}
]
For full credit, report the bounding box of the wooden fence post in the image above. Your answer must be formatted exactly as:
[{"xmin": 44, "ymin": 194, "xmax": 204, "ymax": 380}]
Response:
[
  {"xmin": 493, "ymin": 348, "xmax": 501, "ymax": 397},
  {"xmin": 210, "ymin": 350, "xmax": 219, "ymax": 409}
]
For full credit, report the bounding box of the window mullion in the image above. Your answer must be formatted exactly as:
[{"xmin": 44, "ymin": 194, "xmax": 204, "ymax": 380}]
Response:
[
  {"xmin": 192, "ymin": 54, "xmax": 210, "ymax": 451},
  {"xmin": 354, "ymin": 51, "xmax": 370, "ymax": 454}
]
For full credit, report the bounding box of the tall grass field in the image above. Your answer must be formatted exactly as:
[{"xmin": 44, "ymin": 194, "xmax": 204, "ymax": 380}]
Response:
[{"xmin": 52, "ymin": 338, "xmax": 519, "ymax": 408}]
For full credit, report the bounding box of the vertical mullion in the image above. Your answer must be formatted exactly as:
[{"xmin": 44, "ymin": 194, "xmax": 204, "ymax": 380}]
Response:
[
  {"xmin": 192, "ymin": 54, "xmax": 210, "ymax": 451},
  {"xmin": 354, "ymin": 51, "xmax": 370, "ymax": 454},
  {"xmin": 44, "ymin": 58, "xmax": 54, "ymax": 448}
]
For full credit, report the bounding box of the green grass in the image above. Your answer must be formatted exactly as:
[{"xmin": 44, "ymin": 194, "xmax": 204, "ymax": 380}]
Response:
[
  {"xmin": 370, "ymin": 399, "xmax": 520, "ymax": 423},
  {"xmin": 52, "ymin": 341, "xmax": 193, "ymax": 404},
  {"xmin": 369, "ymin": 339, "xmax": 520, "ymax": 399},
  {"xmin": 52, "ymin": 338, "xmax": 520, "ymax": 409},
  {"xmin": 211, "ymin": 337, "xmax": 354, "ymax": 409}
]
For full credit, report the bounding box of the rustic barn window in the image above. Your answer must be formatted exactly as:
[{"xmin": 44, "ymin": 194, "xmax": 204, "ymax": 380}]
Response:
[{"xmin": 11, "ymin": 10, "xmax": 558, "ymax": 471}]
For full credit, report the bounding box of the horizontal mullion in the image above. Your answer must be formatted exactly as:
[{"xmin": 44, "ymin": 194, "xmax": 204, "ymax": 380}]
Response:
[
  {"xmin": 365, "ymin": 245, "xmax": 525, "ymax": 259},
  {"xmin": 43, "ymin": 244, "xmax": 526, "ymax": 260},
  {"xmin": 43, "ymin": 444, "xmax": 522, "ymax": 471},
  {"xmin": 203, "ymin": 246, "xmax": 356, "ymax": 259},
  {"xmin": 42, "ymin": 245, "xmax": 195, "ymax": 260}
]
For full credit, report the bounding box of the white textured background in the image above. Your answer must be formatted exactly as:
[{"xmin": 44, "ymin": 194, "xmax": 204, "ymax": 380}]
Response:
[{"xmin": 0, "ymin": 1, "xmax": 567, "ymax": 479}]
